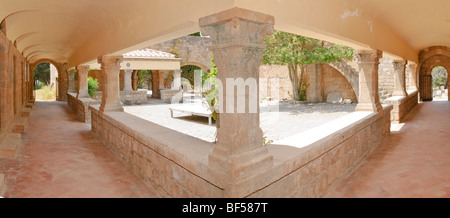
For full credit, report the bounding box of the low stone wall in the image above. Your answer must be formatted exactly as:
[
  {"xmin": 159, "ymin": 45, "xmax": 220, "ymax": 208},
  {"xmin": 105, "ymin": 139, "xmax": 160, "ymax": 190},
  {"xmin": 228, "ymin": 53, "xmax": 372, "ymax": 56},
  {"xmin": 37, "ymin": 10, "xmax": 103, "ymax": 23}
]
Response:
[
  {"xmin": 160, "ymin": 89, "xmax": 182, "ymax": 103},
  {"xmin": 67, "ymin": 92, "xmax": 100, "ymax": 123},
  {"xmin": 90, "ymin": 102, "xmax": 392, "ymax": 198},
  {"xmin": 383, "ymin": 90, "xmax": 418, "ymax": 124},
  {"xmin": 90, "ymin": 105, "xmax": 222, "ymax": 197},
  {"xmin": 248, "ymin": 105, "xmax": 392, "ymax": 197},
  {"xmin": 93, "ymin": 91, "xmax": 147, "ymax": 105}
]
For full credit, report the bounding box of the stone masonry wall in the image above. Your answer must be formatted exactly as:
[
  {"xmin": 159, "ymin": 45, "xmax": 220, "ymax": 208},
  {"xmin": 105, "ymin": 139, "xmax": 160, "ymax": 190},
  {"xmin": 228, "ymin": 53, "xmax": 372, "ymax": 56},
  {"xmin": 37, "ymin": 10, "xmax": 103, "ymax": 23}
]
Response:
[
  {"xmin": 248, "ymin": 106, "xmax": 392, "ymax": 197},
  {"xmin": 67, "ymin": 92, "xmax": 99, "ymax": 123},
  {"xmin": 90, "ymin": 106, "xmax": 223, "ymax": 197},
  {"xmin": 321, "ymin": 64, "xmax": 358, "ymax": 102},
  {"xmin": 384, "ymin": 90, "xmax": 418, "ymax": 124}
]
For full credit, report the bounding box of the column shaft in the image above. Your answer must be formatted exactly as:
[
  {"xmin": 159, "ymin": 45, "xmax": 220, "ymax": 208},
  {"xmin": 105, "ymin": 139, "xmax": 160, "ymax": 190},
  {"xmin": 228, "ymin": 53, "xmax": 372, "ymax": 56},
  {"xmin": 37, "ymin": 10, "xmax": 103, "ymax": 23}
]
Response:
[
  {"xmin": 200, "ymin": 7, "xmax": 274, "ymax": 197},
  {"xmin": 407, "ymin": 62, "xmax": 418, "ymax": 91},
  {"xmin": 98, "ymin": 56, "xmax": 123, "ymax": 112},
  {"xmin": 76, "ymin": 65, "xmax": 90, "ymax": 98},
  {"xmin": 123, "ymin": 69, "xmax": 133, "ymax": 92},
  {"xmin": 355, "ymin": 50, "xmax": 383, "ymax": 112},
  {"xmin": 392, "ymin": 60, "xmax": 408, "ymax": 97}
]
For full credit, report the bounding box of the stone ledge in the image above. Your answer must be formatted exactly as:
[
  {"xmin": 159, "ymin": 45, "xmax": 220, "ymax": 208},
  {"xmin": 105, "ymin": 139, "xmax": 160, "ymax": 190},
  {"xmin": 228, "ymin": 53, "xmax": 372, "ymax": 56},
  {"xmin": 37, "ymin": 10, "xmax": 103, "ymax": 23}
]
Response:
[
  {"xmin": 0, "ymin": 174, "xmax": 4, "ymax": 196},
  {"xmin": 0, "ymin": 132, "xmax": 21, "ymax": 158},
  {"xmin": 89, "ymin": 105, "xmax": 221, "ymax": 197},
  {"xmin": 21, "ymin": 107, "xmax": 32, "ymax": 117},
  {"xmin": 384, "ymin": 90, "xmax": 418, "ymax": 123},
  {"xmin": 247, "ymin": 105, "xmax": 393, "ymax": 197},
  {"xmin": 67, "ymin": 92, "xmax": 100, "ymax": 123}
]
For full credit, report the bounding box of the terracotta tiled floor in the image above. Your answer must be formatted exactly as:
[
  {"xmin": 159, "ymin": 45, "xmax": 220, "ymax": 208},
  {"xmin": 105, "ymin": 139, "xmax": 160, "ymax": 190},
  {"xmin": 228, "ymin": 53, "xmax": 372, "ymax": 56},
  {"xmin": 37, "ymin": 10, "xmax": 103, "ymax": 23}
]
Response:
[
  {"xmin": 329, "ymin": 101, "xmax": 450, "ymax": 198},
  {"xmin": 0, "ymin": 101, "xmax": 156, "ymax": 198}
]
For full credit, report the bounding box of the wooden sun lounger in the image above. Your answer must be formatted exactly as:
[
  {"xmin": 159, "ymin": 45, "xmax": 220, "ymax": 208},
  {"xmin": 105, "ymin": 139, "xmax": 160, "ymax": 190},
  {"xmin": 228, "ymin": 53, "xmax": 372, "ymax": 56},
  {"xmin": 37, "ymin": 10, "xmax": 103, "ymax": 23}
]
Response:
[{"xmin": 169, "ymin": 104, "xmax": 213, "ymax": 126}]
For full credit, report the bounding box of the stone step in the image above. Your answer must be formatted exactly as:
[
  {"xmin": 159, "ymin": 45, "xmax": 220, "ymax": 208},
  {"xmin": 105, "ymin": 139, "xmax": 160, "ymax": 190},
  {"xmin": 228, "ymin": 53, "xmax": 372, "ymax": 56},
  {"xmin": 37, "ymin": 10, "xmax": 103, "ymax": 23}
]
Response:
[
  {"xmin": 22, "ymin": 107, "xmax": 32, "ymax": 117},
  {"xmin": 0, "ymin": 173, "xmax": 4, "ymax": 196},
  {"xmin": 13, "ymin": 117, "xmax": 28, "ymax": 133},
  {"xmin": 0, "ymin": 132, "xmax": 21, "ymax": 158}
]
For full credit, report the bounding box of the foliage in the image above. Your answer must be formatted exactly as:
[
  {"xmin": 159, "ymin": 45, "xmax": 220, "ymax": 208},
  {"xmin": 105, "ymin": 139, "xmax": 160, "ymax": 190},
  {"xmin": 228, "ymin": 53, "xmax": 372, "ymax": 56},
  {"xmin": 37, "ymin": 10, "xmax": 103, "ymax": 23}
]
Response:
[
  {"xmin": 166, "ymin": 39, "xmax": 185, "ymax": 58},
  {"xmin": 431, "ymin": 66, "xmax": 448, "ymax": 88},
  {"xmin": 33, "ymin": 63, "xmax": 50, "ymax": 85},
  {"xmin": 138, "ymin": 70, "xmax": 152, "ymax": 90},
  {"xmin": 87, "ymin": 77, "xmax": 99, "ymax": 97},
  {"xmin": 189, "ymin": 32, "xmax": 201, "ymax": 36},
  {"xmin": 262, "ymin": 30, "xmax": 354, "ymax": 100},
  {"xmin": 34, "ymin": 81, "xmax": 46, "ymax": 90},
  {"xmin": 181, "ymin": 65, "xmax": 202, "ymax": 86},
  {"xmin": 202, "ymin": 52, "xmax": 220, "ymax": 122}
]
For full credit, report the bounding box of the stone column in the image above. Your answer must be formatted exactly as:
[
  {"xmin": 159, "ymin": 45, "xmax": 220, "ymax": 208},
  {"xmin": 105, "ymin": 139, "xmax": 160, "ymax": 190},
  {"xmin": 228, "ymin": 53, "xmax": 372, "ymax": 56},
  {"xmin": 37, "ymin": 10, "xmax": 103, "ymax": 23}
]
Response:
[
  {"xmin": 173, "ymin": 69, "xmax": 182, "ymax": 90},
  {"xmin": 392, "ymin": 60, "xmax": 408, "ymax": 97},
  {"xmin": 355, "ymin": 50, "xmax": 383, "ymax": 112},
  {"xmin": 158, "ymin": 70, "xmax": 165, "ymax": 89},
  {"xmin": 407, "ymin": 62, "xmax": 418, "ymax": 91},
  {"xmin": 67, "ymin": 69, "xmax": 76, "ymax": 92},
  {"xmin": 123, "ymin": 69, "xmax": 133, "ymax": 92},
  {"xmin": 98, "ymin": 56, "xmax": 123, "ymax": 112},
  {"xmin": 132, "ymin": 70, "xmax": 138, "ymax": 91},
  {"xmin": 200, "ymin": 7, "xmax": 274, "ymax": 197},
  {"xmin": 76, "ymin": 65, "xmax": 90, "ymax": 98},
  {"xmin": 151, "ymin": 70, "xmax": 160, "ymax": 98}
]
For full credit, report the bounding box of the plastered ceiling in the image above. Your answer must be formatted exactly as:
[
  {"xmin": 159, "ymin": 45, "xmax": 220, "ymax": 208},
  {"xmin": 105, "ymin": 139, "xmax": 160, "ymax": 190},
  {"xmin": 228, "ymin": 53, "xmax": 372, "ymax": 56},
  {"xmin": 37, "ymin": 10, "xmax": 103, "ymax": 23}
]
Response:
[{"xmin": 1, "ymin": 0, "xmax": 450, "ymax": 67}]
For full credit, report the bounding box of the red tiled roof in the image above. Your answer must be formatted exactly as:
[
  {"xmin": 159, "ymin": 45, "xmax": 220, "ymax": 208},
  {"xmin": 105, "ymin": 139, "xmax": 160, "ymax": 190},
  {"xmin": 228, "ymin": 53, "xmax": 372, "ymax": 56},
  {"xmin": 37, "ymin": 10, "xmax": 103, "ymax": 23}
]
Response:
[{"xmin": 123, "ymin": 48, "xmax": 176, "ymax": 59}]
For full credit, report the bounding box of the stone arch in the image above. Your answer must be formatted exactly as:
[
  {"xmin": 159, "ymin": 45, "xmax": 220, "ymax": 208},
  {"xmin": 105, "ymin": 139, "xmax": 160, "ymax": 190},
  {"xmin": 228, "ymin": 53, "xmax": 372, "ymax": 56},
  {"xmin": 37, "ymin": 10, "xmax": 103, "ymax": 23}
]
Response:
[
  {"xmin": 326, "ymin": 62, "xmax": 359, "ymax": 101},
  {"xmin": 418, "ymin": 46, "xmax": 450, "ymax": 101},
  {"xmin": 181, "ymin": 62, "xmax": 210, "ymax": 72},
  {"xmin": 30, "ymin": 58, "xmax": 68, "ymax": 101}
]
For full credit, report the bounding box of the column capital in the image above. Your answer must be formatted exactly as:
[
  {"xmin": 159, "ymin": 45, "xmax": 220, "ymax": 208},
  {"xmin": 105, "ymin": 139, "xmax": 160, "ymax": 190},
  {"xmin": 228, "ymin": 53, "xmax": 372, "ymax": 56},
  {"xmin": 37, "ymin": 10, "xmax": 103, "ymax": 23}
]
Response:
[
  {"xmin": 355, "ymin": 49, "xmax": 382, "ymax": 64},
  {"xmin": 76, "ymin": 64, "xmax": 90, "ymax": 72},
  {"xmin": 98, "ymin": 55, "xmax": 123, "ymax": 70},
  {"xmin": 392, "ymin": 59, "xmax": 406, "ymax": 69},
  {"xmin": 200, "ymin": 7, "xmax": 274, "ymax": 50}
]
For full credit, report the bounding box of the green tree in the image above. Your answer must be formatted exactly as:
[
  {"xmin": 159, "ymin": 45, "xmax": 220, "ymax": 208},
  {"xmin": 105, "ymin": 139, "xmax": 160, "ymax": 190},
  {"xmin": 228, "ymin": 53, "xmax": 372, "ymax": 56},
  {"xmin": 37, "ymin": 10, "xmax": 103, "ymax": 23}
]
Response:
[
  {"xmin": 33, "ymin": 63, "xmax": 50, "ymax": 85},
  {"xmin": 87, "ymin": 76, "xmax": 99, "ymax": 97},
  {"xmin": 262, "ymin": 31, "xmax": 354, "ymax": 100},
  {"xmin": 138, "ymin": 70, "xmax": 152, "ymax": 90}
]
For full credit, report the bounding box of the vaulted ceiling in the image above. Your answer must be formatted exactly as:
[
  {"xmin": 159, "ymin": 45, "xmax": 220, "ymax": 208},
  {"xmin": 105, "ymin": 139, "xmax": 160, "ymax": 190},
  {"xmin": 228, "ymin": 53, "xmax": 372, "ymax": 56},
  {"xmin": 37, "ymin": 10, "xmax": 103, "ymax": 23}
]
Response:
[{"xmin": 1, "ymin": 0, "xmax": 450, "ymax": 67}]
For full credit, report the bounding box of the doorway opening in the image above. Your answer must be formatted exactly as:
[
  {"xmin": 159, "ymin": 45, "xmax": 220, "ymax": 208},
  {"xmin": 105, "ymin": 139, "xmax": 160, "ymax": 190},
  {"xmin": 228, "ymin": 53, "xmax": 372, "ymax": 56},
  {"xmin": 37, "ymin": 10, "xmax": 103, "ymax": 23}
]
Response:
[
  {"xmin": 33, "ymin": 63, "xmax": 57, "ymax": 101},
  {"xmin": 431, "ymin": 66, "xmax": 448, "ymax": 101}
]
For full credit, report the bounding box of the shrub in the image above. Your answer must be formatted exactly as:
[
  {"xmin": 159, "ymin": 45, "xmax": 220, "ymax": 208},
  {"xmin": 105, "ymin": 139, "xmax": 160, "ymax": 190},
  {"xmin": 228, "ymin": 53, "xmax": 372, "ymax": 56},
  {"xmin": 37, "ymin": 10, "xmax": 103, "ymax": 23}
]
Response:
[
  {"xmin": 88, "ymin": 77, "xmax": 99, "ymax": 97},
  {"xmin": 34, "ymin": 81, "xmax": 45, "ymax": 90}
]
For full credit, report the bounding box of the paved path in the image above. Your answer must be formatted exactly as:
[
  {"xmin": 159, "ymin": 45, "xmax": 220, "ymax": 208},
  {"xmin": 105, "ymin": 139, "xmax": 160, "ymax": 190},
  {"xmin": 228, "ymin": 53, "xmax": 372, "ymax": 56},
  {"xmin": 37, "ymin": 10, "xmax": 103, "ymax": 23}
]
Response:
[
  {"xmin": 0, "ymin": 101, "xmax": 156, "ymax": 198},
  {"xmin": 329, "ymin": 100, "xmax": 450, "ymax": 197}
]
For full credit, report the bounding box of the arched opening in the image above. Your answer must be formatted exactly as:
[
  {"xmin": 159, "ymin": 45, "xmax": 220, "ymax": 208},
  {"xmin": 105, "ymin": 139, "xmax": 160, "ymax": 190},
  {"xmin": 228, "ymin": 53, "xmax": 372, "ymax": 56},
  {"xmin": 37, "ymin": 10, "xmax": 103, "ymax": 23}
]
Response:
[
  {"xmin": 431, "ymin": 66, "xmax": 448, "ymax": 101},
  {"xmin": 32, "ymin": 62, "xmax": 57, "ymax": 101}
]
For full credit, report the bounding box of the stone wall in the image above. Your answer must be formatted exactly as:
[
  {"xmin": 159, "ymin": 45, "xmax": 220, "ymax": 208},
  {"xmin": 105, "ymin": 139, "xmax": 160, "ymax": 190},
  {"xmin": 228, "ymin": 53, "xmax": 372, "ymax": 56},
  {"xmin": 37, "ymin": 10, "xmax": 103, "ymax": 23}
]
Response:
[
  {"xmin": 90, "ymin": 101, "xmax": 392, "ymax": 197},
  {"xmin": 248, "ymin": 105, "xmax": 392, "ymax": 197},
  {"xmin": 378, "ymin": 57, "xmax": 412, "ymax": 99},
  {"xmin": 148, "ymin": 35, "xmax": 212, "ymax": 71},
  {"xmin": 321, "ymin": 64, "xmax": 358, "ymax": 102},
  {"xmin": 384, "ymin": 90, "xmax": 418, "ymax": 124},
  {"xmin": 67, "ymin": 92, "xmax": 99, "ymax": 123},
  {"xmin": 259, "ymin": 65, "xmax": 292, "ymax": 100},
  {"xmin": 90, "ymin": 105, "xmax": 223, "ymax": 197}
]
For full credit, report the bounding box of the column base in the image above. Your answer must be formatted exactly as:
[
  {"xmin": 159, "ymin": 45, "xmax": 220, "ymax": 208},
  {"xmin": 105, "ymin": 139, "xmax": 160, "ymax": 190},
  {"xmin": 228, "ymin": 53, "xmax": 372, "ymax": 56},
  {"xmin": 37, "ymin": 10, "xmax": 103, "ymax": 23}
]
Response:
[
  {"xmin": 99, "ymin": 103, "xmax": 124, "ymax": 113},
  {"xmin": 355, "ymin": 102, "xmax": 382, "ymax": 112}
]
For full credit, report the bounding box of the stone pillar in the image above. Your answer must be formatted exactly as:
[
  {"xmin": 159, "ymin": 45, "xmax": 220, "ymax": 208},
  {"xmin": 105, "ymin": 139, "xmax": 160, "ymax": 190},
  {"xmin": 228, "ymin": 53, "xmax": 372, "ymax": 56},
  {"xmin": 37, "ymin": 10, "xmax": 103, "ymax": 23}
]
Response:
[
  {"xmin": 392, "ymin": 60, "xmax": 408, "ymax": 97},
  {"xmin": 132, "ymin": 70, "xmax": 138, "ymax": 91},
  {"xmin": 200, "ymin": 7, "xmax": 274, "ymax": 197},
  {"xmin": 306, "ymin": 64, "xmax": 323, "ymax": 103},
  {"xmin": 76, "ymin": 65, "xmax": 90, "ymax": 98},
  {"xmin": 173, "ymin": 69, "xmax": 182, "ymax": 90},
  {"xmin": 67, "ymin": 69, "xmax": 76, "ymax": 92},
  {"xmin": 158, "ymin": 70, "xmax": 165, "ymax": 89},
  {"xmin": 151, "ymin": 70, "xmax": 160, "ymax": 98},
  {"xmin": 355, "ymin": 50, "xmax": 383, "ymax": 112},
  {"xmin": 123, "ymin": 69, "xmax": 133, "ymax": 92},
  {"xmin": 56, "ymin": 63, "xmax": 68, "ymax": 101},
  {"xmin": 98, "ymin": 56, "xmax": 123, "ymax": 112},
  {"xmin": 407, "ymin": 62, "xmax": 418, "ymax": 91}
]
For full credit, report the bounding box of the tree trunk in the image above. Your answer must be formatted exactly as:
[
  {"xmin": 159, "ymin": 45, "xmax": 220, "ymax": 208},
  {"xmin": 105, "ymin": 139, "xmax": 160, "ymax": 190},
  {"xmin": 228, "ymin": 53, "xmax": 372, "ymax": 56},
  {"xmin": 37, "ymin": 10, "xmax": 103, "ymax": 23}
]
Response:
[{"xmin": 288, "ymin": 63, "xmax": 299, "ymax": 100}]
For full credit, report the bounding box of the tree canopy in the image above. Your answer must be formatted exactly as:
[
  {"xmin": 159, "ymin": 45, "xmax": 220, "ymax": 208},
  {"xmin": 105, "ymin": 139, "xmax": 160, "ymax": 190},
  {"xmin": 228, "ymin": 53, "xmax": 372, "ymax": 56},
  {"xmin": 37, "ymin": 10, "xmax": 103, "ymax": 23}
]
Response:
[
  {"xmin": 262, "ymin": 30, "xmax": 354, "ymax": 100},
  {"xmin": 33, "ymin": 63, "xmax": 50, "ymax": 84}
]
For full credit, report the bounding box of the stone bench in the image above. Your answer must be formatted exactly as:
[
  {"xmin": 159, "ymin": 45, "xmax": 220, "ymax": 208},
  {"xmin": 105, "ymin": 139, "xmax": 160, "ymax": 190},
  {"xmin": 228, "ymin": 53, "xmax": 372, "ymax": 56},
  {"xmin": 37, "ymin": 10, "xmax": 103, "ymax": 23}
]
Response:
[
  {"xmin": 169, "ymin": 104, "xmax": 213, "ymax": 126},
  {"xmin": 0, "ymin": 132, "xmax": 21, "ymax": 158}
]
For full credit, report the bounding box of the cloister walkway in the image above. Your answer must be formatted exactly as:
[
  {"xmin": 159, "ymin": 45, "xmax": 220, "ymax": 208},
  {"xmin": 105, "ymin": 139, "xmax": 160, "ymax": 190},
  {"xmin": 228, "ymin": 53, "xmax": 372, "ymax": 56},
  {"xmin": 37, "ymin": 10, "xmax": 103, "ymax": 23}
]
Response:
[
  {"xmin": 1, "ymin": 100, "xmax": 449, "ymax": 198},
  {"xmin": 0, "ymin": 101, "xmax": 156, "ymax": 198},
  {"xmin": 329, "ymin": 100, "xmax": 450, "ymax": 197}
]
